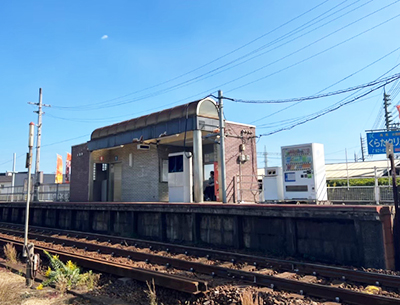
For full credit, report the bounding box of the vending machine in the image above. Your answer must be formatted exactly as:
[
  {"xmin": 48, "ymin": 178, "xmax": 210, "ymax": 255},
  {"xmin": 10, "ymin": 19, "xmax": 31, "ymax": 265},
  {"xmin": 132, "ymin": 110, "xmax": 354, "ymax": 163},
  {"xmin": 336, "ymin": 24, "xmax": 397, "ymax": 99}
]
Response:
[
  {"xmin": 168, "ymin": 152, "xmax": 193, "ymax": 202},
  {"xmin": 281, "ymin": 143, "xmax": 327, "ymax": 201}
]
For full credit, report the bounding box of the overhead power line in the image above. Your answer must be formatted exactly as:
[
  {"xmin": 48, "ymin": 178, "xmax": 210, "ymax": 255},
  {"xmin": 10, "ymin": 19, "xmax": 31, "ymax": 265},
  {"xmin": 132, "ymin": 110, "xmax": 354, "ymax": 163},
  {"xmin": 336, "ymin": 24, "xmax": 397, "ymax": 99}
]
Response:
[
  {"xmin": 50, "ymin": 1, "xmax": 331, "ymax": 111},
  {"xmin": 226, "ymin": 6, "xmax": 400, "ymax": 93},
  {"xmin": 257, "ymin": 79, "xmax": 397, "ymax": 138},
  {"xmin": 41, "ymin": 134, "xmax": 90, "ymax": 148},
  {"xmin": 233, "ymin": 73, "xmax": 400, "ymax": 104},
  {"xmin": 0, "ymin": 154, "xmax": 25, "ymax": 168},
  {"xmin": 250, "ymin": 51, "xmax": 400, "ymax": 124},
  {"xmin": 51, "ymin": 0, "xmax": 384, "ymax": 112}
]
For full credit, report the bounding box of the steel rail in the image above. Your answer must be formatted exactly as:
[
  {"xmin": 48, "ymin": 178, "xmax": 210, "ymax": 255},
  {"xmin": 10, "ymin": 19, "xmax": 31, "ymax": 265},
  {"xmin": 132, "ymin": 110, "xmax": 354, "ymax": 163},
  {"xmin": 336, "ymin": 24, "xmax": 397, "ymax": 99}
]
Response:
[
  {"xmin": 1, "ymin": 223, "xmax": 399, "ymax": 289},
  {"xmin": 0, "ymin": 236, "xmax": 207, "ymax": 294},
  {"xmin": 1, "ymin": 227, "xmax": 399, "ymax": 305}
]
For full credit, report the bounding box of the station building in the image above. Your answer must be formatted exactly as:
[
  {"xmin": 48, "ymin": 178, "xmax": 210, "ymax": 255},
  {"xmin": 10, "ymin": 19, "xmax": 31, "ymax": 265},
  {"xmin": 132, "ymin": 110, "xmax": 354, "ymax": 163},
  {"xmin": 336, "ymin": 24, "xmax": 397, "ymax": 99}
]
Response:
[{"xmin": 70, "ymin": 98, "xmax": 258, "ymax": 203}]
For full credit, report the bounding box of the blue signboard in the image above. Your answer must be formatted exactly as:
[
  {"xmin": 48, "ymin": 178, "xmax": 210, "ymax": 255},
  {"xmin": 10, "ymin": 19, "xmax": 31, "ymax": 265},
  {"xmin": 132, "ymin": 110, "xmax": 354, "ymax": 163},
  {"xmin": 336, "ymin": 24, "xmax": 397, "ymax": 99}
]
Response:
[{"xmin": 366, "ymin": 131, "xmax": 400, "ymax": 154}]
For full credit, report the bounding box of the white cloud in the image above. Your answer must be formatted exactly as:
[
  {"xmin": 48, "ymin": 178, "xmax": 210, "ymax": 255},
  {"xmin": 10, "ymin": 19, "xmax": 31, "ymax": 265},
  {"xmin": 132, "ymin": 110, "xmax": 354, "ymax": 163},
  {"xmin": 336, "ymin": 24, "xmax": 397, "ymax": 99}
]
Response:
[{"xmin": 101, "ymin": 35, "xmax": 108, "ymax": 40}]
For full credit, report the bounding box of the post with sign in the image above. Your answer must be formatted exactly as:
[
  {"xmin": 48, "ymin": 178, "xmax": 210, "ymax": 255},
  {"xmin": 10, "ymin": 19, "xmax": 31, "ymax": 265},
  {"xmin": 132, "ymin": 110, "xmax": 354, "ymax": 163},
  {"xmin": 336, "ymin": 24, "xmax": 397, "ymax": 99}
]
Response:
[{"xmin": 386, "ymin": 142, "xmax": 400, "ymax": 270}]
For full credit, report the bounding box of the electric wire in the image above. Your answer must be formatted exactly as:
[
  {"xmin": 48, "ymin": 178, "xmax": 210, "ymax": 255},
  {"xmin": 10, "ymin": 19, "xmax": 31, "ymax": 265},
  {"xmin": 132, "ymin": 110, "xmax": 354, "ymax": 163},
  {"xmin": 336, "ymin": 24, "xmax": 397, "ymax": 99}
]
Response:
[
  {"xmin": 226, "ymin": 7, "xmax": 400, "ymax": 94},
  {"xmin": 50, "ymin": 0, "xmax": 382, "ymax": 112},
  {"xmin": 50, "ymin": 0, "xmax": 332, "ymax": 111},
  {"xmin": 233, "ymin": 73, "xmax": 400, "ymax": 104},
  {"xmin": 41, "ymin": 134, "xmax": 90, "ymax": 148},
  {"xmin": 250, "ymin": 54, "xmax": 400, "ymax": 125},
  {"xmin": 257, "ymin": 63, "xmax": 400, "ymax": 132},
  {"xmin": 46, "ymin": 1, "xmax": 399, "ymax": 126},
  {"xmin": 256, "ymin": 81, "xmax": 395, "ymax": 138},
  {"xmin": 0, "ymin": 154, "xmax": 25, "ymax": 168},
  {"xmin": 256, "ymin": 93, "xmax": 380, "ymax": 129}
]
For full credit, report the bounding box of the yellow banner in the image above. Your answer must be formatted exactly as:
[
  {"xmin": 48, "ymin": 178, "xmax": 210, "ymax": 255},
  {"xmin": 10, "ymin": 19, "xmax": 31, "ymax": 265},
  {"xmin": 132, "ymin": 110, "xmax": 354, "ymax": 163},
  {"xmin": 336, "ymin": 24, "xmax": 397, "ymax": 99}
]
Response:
[{"xmin": 55, "ymin": 154, "xmax": 63, "ymax": 184}]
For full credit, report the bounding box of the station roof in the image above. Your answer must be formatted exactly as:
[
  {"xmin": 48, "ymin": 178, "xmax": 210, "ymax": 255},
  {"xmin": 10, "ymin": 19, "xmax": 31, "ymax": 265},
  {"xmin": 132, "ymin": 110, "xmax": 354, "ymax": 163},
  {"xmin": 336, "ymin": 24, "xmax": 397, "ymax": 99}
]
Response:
[
  {"xmin": 88, "ymin": 98, "xmax": 220, "ymax": 151},
  {"xmin": 325, "ymin": 160, "xmax": 400, "ymax": 179}
]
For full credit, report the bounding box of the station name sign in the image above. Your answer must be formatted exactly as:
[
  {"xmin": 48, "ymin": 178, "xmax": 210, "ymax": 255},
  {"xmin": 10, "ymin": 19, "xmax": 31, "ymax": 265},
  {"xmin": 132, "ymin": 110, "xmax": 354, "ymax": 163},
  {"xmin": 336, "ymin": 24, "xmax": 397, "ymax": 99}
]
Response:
[{"xmin": 366, "ymin": 131, "xmax": 400, "ymax": 155}]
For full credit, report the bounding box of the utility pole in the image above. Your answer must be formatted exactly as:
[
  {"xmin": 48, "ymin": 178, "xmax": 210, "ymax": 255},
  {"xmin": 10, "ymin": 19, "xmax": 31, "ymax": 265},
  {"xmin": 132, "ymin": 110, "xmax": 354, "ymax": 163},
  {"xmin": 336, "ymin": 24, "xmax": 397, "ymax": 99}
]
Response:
[
  {"xmin": 11, "ymin": 153, "xmax": 16, "ymax": 202},
  {"xmin": 28, "ymin": 88, "xmax": 51, "ymax": 201},
  {"xmin": 218, "ymin": 90, "xmax": 227, "ymax": 203},
  {"xmin": 384, "ymin": 90, "xmax": 392, "ymax": 131},
  {"xmin": 360, "ymin": 134, "xmax": 365, "ymax": 162},
  {"xmin": 264, "ymin": 146, "xmax": 268, "ymax": 172},
  {"xmin": 24, "ymin": 122, "xmax": 35, "ymax": 257},
  {"xmin": 386, "ymin": 142, "xmax": 400, "ymax": 270}
]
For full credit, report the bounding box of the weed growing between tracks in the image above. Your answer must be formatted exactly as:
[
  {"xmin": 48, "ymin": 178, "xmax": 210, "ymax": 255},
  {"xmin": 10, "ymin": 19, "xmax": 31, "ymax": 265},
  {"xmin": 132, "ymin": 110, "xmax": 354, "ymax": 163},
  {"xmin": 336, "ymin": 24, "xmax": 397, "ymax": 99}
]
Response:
[
  {"xmin": 146, "ymin": 279, "xmax": 158, "ymax": 305},
  {"xmin": 240, "ymin": 290, "xmax": 262, "ymax": 305},
  {"xmin": 40, "ymin": 249, "xmax": 99, "ymax": 295}
]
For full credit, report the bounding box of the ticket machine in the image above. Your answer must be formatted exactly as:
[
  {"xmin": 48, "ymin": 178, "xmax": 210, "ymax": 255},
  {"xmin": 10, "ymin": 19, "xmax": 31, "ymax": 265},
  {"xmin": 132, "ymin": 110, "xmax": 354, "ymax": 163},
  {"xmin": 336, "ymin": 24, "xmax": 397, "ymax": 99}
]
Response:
[
  {"xmin": 281, "ymin": 143, "xmax": 327, "ymax": 201},
  {"xmin": 168, "ymin": 152, "xmax": 193, "ymax": 202}
]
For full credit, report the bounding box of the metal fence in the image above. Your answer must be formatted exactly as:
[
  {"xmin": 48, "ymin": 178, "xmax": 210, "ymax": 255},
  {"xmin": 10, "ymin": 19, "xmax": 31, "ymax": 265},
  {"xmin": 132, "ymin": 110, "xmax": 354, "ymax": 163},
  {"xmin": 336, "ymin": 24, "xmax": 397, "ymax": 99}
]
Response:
[
  {"xmin": 325, "ymin": 165, "xmax": 396, "ymax": 204},
  {"xmin": 0, "ymin": 183, "xmax": 70, "ymax": 202},
  {"xmin": 327, "ymin": 185, "xmax": 397, "ymax": 203},
  {"xmin": 236, "ymin": 174, "xmax": 262, "ymax": 203}
]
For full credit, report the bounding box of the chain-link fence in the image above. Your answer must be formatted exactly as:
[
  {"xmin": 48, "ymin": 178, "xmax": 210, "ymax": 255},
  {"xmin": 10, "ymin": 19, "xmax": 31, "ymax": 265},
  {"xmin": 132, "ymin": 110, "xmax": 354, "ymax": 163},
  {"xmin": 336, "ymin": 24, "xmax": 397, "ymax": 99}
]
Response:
[{"xmin": 327, "ymin": 185, "xmax": 398, "ymax": 203}]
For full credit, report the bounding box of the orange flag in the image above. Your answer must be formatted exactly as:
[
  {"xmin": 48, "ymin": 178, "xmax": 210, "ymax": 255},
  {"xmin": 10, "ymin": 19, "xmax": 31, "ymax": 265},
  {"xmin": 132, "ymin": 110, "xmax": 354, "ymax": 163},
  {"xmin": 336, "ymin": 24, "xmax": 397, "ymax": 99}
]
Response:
[
  {"xmin": 55, "ymin": 154, "xmax": 63, "ymax": 184},
  {"xmin": 65, "ymin": 153, "xmax": 71, "ymax": 183}
]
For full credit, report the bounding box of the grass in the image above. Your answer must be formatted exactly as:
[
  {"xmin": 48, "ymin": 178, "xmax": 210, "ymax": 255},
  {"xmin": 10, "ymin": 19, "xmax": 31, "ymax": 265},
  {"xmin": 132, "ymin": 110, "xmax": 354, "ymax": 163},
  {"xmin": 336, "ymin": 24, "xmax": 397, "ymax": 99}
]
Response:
[
  {"xmin": 3, "ymin": 243, "xmax": 17, "ymax": 264},
  {"xmin": 0, "ymin": 273, "xmax": 22, "ymax": 305},
  {"xmin": 240, "ymin": 290, "xmax": 263, "ymax": 305},
  {"xmin": 146, "ymin": 279, "xmax": 157, "ymax": 305}
]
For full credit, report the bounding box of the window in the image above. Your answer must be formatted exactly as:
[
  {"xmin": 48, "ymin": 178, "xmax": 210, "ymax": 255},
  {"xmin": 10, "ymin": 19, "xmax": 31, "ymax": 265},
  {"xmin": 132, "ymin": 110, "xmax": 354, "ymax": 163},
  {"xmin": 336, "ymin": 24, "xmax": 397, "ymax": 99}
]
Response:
[{"xmin": 168, "ymin": 155, "xmax": 183, "ymax": 173}]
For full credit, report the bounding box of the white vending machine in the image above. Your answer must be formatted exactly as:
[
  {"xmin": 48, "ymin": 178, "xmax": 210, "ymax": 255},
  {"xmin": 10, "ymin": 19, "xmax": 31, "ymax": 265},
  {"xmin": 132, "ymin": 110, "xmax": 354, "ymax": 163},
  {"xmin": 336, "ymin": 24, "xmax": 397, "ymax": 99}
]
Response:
[
  {"xmin": 281, "ymin": 143, "xmax": 327, "ymax": 201},
  {"xmin": 168, "ymin": 152, "xmax": 193, "ymax": 202},
  {"xmin": 262, "ymin": 166, "xmax": 284, "ymax": 201}
]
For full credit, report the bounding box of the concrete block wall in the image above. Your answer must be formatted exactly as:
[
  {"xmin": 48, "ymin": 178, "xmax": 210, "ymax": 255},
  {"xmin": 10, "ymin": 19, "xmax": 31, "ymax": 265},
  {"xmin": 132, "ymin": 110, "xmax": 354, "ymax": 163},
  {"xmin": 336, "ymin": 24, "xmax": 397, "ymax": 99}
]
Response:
[
  {"xmin": 295, "ymin": 219, "xmax": 359, "ymax": 265},
  {"xmin": 165, "ymin": 213, "xmax": 193, "ymax": 242},
  {"xmin": 58, "ymin": 210, "xmax": 72, "ymax": 229},
  {"xmin": 88, "ymin": 143, "xmax": 187, "ymax": 202},
  {"xmin": 242, "ymin": 217, "xmax": 286, "ymax": 256},
  {"xmin": 112, "ymin": 211, "xmax": 133, "ymax": 236},
  {"xmin": 89, "ymin": 143, "xmax": 160, "ymax": 202},
  {"xmin": 0, "ymin": 203, "xmax": 394, "ymax": 269}
]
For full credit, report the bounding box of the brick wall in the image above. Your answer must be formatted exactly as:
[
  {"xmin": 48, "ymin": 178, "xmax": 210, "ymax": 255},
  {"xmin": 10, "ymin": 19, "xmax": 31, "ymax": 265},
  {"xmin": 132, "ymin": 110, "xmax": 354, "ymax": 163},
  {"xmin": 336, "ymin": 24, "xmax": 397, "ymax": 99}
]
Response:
[
  {"xmin": 70, "ymin": 143, "xmax": 90, "ymax": 202},
  {"xmin": 224, "ymin": 122, "xmax": 258, "ymax": 203}
]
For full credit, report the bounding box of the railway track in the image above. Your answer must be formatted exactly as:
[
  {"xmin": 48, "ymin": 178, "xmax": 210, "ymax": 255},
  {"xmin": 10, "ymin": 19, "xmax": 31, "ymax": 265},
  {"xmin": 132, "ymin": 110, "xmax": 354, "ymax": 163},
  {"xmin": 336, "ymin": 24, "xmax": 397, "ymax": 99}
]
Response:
[{"xmin": 0, "ymin": 223, "xmax": 399, "ymax": 304}]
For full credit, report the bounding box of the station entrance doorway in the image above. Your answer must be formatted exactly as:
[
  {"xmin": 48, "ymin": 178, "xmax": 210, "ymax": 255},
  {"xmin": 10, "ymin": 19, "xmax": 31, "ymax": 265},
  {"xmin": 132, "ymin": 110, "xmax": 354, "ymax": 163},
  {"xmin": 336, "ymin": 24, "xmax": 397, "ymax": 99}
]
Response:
[{"xmin": 92, "ymin": 163, "xmax": 122, "ymax": 202}]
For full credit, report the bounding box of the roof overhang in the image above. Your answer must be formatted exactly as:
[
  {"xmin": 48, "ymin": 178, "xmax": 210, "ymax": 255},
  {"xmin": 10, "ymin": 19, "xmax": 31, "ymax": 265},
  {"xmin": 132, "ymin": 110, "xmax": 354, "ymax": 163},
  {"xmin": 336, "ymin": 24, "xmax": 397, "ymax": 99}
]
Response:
[{"xmin": 87, "ymin": 98, "xmax": 219, "ymax": 151}]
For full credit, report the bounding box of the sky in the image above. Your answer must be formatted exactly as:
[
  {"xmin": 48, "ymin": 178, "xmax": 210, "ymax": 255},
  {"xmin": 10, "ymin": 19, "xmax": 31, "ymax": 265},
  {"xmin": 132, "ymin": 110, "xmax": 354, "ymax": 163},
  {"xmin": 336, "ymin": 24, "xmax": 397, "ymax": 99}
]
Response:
[{"xmin": 1, "ymin": 0, "xmax": 400, "ymax": 174}]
